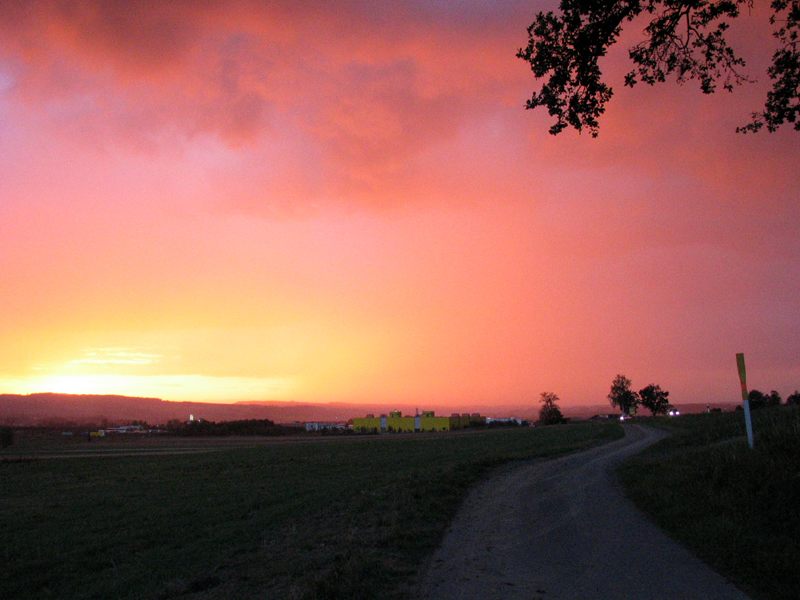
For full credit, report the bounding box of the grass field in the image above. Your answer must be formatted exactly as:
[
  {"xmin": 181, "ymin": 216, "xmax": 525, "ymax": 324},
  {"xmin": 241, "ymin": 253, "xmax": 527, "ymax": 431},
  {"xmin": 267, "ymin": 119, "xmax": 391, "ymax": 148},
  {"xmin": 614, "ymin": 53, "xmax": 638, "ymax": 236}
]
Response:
[
  {"xmin": 618, "ymin": 406, "xmax": 800, "ymax": 600},
  {"xmin": 1, "ymin": 423, "xmax": 621, "ymax": 599}
]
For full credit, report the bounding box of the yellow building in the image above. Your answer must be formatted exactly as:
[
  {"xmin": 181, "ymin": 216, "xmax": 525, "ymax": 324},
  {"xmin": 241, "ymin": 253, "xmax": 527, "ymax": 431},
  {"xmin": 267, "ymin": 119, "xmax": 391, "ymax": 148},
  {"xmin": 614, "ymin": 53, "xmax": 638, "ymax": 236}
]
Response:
[
  {"xmin": 470, "ymin": 413, "xmax": 486, "ymax": 426},
  {"xmin": 352, "ymin": 410, "xmax": 479, "ymax": 433},
  {"xmin": 386, "ymin": 411, "xmax": 415, "ymax": 432},
  {"xmin": 421, "ymin": 413, "xmax": 451, "ymax": 431},
  {"xmin": 352, "ymin": 414, "xmax": 381, "ymax": 433}
]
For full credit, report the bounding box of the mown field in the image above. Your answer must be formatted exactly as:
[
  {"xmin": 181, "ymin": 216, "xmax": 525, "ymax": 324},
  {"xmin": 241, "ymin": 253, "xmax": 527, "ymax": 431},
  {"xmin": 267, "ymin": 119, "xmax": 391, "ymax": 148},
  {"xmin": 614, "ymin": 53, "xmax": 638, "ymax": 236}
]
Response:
[
  {"xmin": 1, "ymin": 422, "xmax": 621, "ymax": 599},
  {"xmin": 619, "ymin": 406, "xmax": 800, "ymax": 600}
]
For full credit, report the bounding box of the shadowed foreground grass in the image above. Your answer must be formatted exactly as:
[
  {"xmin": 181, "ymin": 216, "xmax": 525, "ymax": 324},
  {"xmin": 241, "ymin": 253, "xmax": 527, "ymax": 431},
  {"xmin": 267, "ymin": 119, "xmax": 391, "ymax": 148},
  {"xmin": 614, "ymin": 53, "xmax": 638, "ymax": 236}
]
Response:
[
  {"xmin": 1, "ymin": 423, "xmax": 621, "ymax": 599},
  {"xmin": 619, "ymin": 407, "xmax": 800, "ymax": 600}
]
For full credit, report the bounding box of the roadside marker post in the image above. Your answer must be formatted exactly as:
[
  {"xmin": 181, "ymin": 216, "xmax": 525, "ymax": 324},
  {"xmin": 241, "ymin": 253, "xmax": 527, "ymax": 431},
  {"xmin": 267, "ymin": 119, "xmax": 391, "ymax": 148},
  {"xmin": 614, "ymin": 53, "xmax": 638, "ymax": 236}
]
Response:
[{"xmin": 736, "ymin": 353, "xmax": 755, "ymax": 449}]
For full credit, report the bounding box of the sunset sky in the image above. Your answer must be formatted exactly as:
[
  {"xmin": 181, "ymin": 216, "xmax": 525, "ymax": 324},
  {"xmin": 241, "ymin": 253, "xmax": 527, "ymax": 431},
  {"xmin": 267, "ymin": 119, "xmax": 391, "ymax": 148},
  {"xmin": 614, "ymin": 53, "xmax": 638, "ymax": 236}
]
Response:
[{"xmin": 1, "ymin": 1, "xmax": 798, "ymax": 408}]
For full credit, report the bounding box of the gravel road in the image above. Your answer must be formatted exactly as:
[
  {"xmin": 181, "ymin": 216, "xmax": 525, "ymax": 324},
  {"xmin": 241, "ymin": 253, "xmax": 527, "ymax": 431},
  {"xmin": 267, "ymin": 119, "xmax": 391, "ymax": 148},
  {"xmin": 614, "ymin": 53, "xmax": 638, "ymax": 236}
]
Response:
[{"xmin": 419, "ymin": 424, "xmax": 750, "ymax": 600}]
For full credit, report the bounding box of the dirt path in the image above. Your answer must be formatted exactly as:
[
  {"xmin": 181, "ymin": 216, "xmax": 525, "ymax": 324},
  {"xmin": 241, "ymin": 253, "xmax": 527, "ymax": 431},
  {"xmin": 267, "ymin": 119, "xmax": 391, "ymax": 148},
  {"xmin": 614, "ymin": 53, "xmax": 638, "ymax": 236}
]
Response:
[{"xmin": 419, "ymin": 424, "xmax": 750, "ymax": 600}]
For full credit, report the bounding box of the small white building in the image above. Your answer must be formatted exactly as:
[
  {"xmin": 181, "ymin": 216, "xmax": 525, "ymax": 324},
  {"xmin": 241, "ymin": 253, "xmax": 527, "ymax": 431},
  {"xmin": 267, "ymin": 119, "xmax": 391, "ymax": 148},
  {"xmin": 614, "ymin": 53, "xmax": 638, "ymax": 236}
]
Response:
[
  {"xmin": 102, "ymin": 425, "xmax": 145, "ymax": 434},
  {"xmin": 304, "ymin": 422, "xmax": 347, "ymax": 432},
  {"xmin": 485, "ymin": 417, "xmax": 525, "ymax": 426}
]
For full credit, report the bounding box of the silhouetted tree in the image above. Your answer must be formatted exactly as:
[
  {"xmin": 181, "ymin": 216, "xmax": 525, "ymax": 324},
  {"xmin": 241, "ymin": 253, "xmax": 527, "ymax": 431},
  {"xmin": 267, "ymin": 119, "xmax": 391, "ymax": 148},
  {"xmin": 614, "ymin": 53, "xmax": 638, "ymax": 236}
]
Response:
[
  {"xmin": 748, "ymin": 389, "xmax": 767, "ymax": 409},
  {"xmin": 517, "ymin": 0, "xmax": 800, "ymax": 137},
  {"xmin": 538, "ymin": 391, "xmax": 566, "ymax": 425},
  {"xmin": 786, "ymin": 390, "xmax": 800, "ymax": 405},
  {"xmin": 766, "ymin": 390, "xmax": 782, "ymax": 406},
  {"xmin": 639, "ymin": 384, "xmax": 671, "ymax": 416},
  {"xmin": 608, "ymin": 374, "xmax": 639, "ymax": 416}
]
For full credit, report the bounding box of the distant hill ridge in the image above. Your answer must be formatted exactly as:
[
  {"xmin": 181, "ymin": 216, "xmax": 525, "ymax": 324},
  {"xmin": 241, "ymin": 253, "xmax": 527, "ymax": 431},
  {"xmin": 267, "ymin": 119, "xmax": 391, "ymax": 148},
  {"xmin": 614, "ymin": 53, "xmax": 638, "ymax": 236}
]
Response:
[
  {"xmin": 0, "ymin": 393, "xmax": 738, "ymax": 427},
  {"xmin": 0, "ymin": 393, "xmax": 358, "ymax": 426},
  {"xmin": 0, "ymin": 393, "xmax": 538, "ymax": 426},
  {"xmin": 0, "ymin": 393, "xmax": 524, "ymax": 426}
]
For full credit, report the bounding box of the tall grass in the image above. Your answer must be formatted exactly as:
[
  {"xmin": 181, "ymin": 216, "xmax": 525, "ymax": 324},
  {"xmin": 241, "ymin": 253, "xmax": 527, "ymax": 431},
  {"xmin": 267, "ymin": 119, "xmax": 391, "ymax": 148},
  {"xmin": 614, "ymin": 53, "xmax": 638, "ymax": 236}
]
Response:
[
  {"xmin": 619, "ymin": 407, "xmax": 800, "ymax": 600},
  {"xmin": 1, "ymin": 423, "xmax": 621, "ymax": 599}
]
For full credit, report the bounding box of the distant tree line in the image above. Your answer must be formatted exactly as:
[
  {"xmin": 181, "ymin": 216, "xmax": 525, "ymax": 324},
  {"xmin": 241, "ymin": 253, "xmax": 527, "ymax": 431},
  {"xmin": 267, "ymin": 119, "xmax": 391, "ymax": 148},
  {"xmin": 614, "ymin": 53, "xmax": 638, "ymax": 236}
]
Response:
[
  {"xmin": 607, "ymin": 374, "xmax": 800, "ymax": 416},
  {"xmin": 164, "ymin": 418, "xmax": 294, "ymax": 437},
  {"xmin": 746, "ymin": 389, "xmax": 800, "ymax": 409},
  {"xmin": 534, "ymin": 380, "xmax": 675, "ymax": 425}
]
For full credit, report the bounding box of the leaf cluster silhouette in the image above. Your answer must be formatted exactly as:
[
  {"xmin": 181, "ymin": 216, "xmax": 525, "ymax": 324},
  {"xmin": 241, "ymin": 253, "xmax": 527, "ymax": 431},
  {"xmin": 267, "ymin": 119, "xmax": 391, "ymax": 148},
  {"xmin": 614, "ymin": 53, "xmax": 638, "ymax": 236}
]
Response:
[{"xmin": 518, "ymin": 0, "xmax": 799, "ymax": 136}]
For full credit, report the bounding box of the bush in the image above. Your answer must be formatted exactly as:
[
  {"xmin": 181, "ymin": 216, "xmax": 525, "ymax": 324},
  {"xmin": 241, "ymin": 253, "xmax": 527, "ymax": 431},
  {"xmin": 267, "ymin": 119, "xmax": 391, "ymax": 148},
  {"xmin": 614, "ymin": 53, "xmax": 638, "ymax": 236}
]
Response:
[{"xmin": 0, "ymin": 427, "xmax": 13, "ymax": 448}]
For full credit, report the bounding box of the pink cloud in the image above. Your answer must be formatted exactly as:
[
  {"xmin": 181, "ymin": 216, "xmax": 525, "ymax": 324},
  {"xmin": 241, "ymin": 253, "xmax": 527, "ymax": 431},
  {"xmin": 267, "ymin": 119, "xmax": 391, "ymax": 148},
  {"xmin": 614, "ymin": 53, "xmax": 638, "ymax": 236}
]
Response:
[
  {"xmin": 1, "ymin": 1, "xmax": 795, "ymax": 229},
  {"xmin": 0, "ymin": 1, "xmax": 536, "ymax": 203}
]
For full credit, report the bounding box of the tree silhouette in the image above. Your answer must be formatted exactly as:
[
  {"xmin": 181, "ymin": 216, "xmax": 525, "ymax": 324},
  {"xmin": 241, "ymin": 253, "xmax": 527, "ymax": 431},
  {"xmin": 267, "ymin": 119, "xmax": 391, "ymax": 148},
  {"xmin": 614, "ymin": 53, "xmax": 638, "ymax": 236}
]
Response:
[
  {"xmin": 766, "ymin": 390, "xmax": 783, "ymax": 406},
  {"xmin": 517, "ymin": 0, "xmax": 800, "ymax": 137},
  {"xmin": 747, "ymin": 389, "xmax": 782, "ymax": 407},
  {"xmin": 608, "ymin": 374, "xmax": 639, "ymax": 416},
  {"xmin": 639, "ymin": 383, "xmax": 671, "ymax": 416},
  {"xmin": 538, "ymin": 391, "xmax": 566, "ymax": 425},
  {"xmin": 786, "ymin": 390, "xmax": 800, "ymax": 405},
  {"xmin": 748, "ymin": 389, "xmax": 767, "ymax": 409}
]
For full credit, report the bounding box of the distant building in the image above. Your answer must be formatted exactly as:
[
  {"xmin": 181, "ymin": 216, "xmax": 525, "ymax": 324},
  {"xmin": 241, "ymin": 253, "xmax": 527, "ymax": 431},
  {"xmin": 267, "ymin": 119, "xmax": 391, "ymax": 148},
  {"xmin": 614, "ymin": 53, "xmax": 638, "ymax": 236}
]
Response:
[
  {"xmin": 485, "ymin": 417, "xmax": 525, "ymax": 426},
  {"xmin": 304, "ymin": 422, "xmax": 347, "ymax": 432},
  {"xmin": 352, "ymin": 410, "xmax": 485, "ymax": 433},
  {"xmin": 102, "ymin": 425, "xmax": 145, "ymax": 434}
]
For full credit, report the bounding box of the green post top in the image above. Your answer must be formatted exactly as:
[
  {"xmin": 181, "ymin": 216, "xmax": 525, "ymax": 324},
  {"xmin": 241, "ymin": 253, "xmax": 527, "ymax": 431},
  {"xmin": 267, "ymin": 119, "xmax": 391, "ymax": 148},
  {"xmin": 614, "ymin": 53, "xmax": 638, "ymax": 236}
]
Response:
[{"xmin": 736, "ymin": 353, "xmax": 746, "ymax": 386}]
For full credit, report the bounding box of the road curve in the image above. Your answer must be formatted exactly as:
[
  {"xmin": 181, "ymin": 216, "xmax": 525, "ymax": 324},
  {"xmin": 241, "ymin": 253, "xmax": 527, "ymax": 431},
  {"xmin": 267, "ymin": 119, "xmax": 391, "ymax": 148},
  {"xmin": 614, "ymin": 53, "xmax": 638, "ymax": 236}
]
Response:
[{"xmin": 419, "ymin": 424, "xmax": 750, "ymax": 600}]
